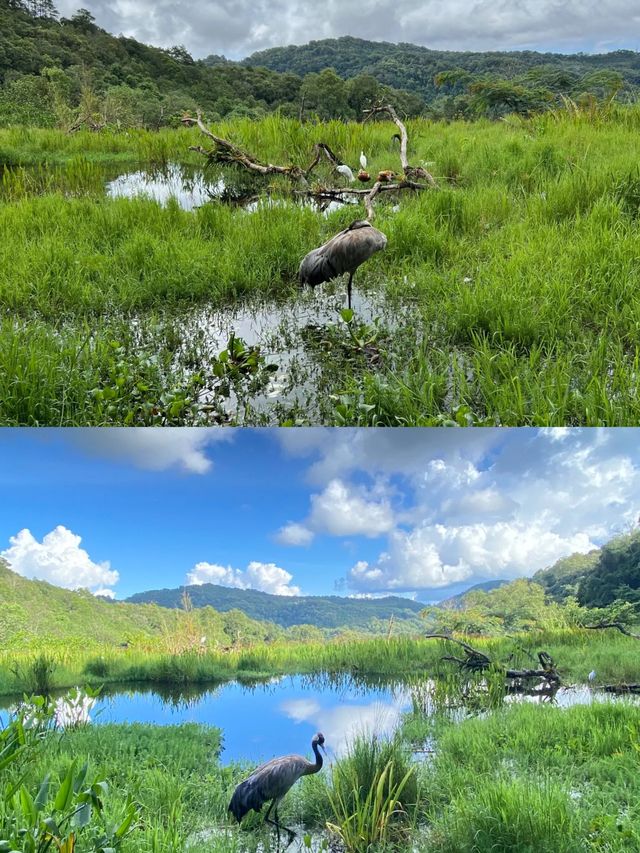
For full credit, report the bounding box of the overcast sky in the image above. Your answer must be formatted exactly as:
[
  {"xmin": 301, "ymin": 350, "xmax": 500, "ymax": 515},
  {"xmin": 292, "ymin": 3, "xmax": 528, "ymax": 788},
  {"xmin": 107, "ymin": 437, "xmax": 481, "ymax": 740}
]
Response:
[
  {"xmin": 52, "ymin": 0, "xmax": 640, "ymax": 61},
  {"xmin": 0, "ymin": 428, "xmax": 638, "ymax": 601}
]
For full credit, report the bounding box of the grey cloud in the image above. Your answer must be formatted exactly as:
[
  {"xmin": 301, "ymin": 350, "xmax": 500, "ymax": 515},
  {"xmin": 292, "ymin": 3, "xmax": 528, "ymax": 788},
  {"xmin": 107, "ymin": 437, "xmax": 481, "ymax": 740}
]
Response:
[{"xmin": 53, "ymin": 0, "xmax": 640, "ymax": 60}]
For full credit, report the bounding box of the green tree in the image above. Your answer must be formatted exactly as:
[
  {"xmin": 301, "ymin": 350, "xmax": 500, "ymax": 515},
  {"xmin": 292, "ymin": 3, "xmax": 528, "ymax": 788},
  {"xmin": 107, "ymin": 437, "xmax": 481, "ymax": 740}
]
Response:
[{"xmin": 301, "ymin": 68, "xmax": 351, "ymax": 120}]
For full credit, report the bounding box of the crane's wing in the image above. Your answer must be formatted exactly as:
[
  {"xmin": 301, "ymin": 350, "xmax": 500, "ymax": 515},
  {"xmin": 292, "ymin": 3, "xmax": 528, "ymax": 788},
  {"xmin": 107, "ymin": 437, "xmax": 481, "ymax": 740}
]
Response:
[
  {"xmin": 229, "ymin": 754, "xmax": 312, "ymax": 820},
  {"xmin": 299, "ymin": 223, "xmax": 387, "ymax": 286}
]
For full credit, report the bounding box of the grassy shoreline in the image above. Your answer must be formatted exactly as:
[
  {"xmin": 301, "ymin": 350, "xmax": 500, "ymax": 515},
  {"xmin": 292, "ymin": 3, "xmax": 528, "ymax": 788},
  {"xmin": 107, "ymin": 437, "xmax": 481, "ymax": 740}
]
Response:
[
  {"xmin": 2, "ymin": 630, "xmax": 639, "ymax": 698},
  {"xmin": 2, "ymin": 694, "xmax": 639, "ymax": 851}
]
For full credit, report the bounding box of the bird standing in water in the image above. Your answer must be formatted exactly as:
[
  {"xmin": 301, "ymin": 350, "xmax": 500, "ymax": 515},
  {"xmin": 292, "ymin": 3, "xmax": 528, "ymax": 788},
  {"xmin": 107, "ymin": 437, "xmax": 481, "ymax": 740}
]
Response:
[
  {"xmin": 299, "ymin": 220, "xmax": 387, "ymax": 309},
  {"xmin": 228, "ymin": 732, "xmax": 326, "ymax": 848}
]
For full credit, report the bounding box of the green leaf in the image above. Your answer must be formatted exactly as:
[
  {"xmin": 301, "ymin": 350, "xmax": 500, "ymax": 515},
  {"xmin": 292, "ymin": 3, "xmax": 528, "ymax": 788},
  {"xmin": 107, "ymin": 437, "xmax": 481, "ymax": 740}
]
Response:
[
  {"xmin": 340, "ymin": 308, "xmax": 354, "ymax": 323},
  {"xmin": 53, "ymin": 761, "xmax": 76, "ymax": 812},
  {"xmin": 19, "ymin": 785, "xmax": 37, "ymax": 825},
  {"xmin": 72, "ymin": 801, "xmax": 92, "ymax": 828},
  {"xmin": 114, "ymin": 804, "xmax": 136, "ymax": 838},
  {"xmin": 34, "ymin": 774, "xmax": 50, "ymax": 811},
  {"xmin": 43, "ymin": 817, "xmax": 60, "ymax": 836}
]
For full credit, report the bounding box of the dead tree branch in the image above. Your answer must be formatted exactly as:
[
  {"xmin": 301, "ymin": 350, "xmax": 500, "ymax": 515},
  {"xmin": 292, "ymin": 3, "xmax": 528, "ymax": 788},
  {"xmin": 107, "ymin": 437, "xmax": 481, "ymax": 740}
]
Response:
[
  {"xmin": 363, "ymin": 103, "xmax": 437, "ymax": 186},
  {"xmin": 305, "ymin": 142, "xmax": 343, "ymax": 175},
  {"xmin": 184, "ymin": 111, "xmax": 307, "ymax": 181},
  {"xmin": 602, "ymin": 683, "xmax": 640, "ymax": 694},
  {"xmin": 424, "ymin": 634, "xmax": 561, "ymax": 684},
  {"xmin": 584, "ymin": 622, "xmax": 640, "ymax": 639},
  {"xmin": 185, "ymin": 108, "xmax": 436, "ymax": 218}
]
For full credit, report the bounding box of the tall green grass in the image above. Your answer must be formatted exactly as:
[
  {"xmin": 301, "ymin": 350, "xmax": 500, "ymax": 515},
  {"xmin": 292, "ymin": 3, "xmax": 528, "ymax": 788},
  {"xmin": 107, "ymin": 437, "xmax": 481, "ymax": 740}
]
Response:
[
  {"xmin": 1, "ymin": 629, "xmax": 638, "ymax": 697},
  {"xmin": 4, "ymin": 110, "xmax": 640, "ymax": 423},
  {"xmin": 2, "ymin": 690, "xmax": 639, "ymax": 851},
  {"xmin": 422, "ymin": 701, "xmax": 640, "ymax": 852}
]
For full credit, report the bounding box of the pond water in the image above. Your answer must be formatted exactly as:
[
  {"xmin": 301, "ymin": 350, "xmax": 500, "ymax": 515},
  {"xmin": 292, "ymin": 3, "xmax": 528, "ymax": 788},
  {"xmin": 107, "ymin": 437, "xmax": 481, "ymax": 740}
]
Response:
[
  {"xmin": 1, "ymin": 675, "xmax": 635, "ymax": 766},
  {"xmin": 153, "ymin": 284, "xmax": 404, "ymax": 420},
  {"xmin": 105, "ymin": 162, "xmax": 358, "ymax": 216},
  {"xmin": 106, "ymin": 163, "xmax": 218, "ymax": 210}
]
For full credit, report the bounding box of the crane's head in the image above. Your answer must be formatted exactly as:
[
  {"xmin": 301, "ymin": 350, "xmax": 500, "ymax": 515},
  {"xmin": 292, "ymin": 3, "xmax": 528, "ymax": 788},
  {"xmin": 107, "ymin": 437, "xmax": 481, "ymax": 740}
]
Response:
[{"xmin": 312, "ymin": 732, "xmax": 326, "ymax": 754}]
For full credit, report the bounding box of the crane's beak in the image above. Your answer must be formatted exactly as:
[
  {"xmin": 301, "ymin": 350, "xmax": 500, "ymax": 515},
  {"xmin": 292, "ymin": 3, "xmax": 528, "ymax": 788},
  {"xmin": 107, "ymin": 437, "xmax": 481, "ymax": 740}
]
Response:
[{"xmin": 320, "ymin": 744, "xmax": 327, "ymax": 755}]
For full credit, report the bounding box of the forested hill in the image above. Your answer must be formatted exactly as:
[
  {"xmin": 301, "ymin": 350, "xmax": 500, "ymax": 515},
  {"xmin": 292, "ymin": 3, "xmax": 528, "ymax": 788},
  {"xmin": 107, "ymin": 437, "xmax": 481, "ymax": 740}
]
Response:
[
  {"xmin": 126, "ymin": 584, "xmax": 424, "ymax": 629},
  {"xmin": 244, "ymin": 37, "xmax": 640, "ymax": 103},
  {"xmin": 0, "ymin": 559, "xmax": 291, "ymax": 650},
  {"xmin": 438, "ymin": 580, "xmax": 509, "ymax": 610},
  {"xmin": 534, "ymin": 528, "xmax": 640, "ymax": 606},
  {"xmin": 3, "ymin": 3, "xmax": 640, "ymax": 129},
  {"xmin": 0, "ymin": 1, "xmax": 422, "ymax": 127}
]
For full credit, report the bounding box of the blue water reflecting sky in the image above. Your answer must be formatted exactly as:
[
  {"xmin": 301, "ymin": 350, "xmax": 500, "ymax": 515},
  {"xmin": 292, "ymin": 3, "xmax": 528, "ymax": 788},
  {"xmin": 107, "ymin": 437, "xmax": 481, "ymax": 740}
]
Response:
[{"xmin": 83, "ymin": 676, "xmax": 410, "ymax": 764}]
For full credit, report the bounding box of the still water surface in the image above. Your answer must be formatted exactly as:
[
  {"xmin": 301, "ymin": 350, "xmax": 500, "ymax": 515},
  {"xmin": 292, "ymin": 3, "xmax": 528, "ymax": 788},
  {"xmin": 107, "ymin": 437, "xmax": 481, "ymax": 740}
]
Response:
[
  {"xmin": 97, "ymin": 676, "xmax": 410, "ymax": 764},
  {"xmin": 1, "ymin": 675, "xmax": 634, "ymax": 766}
]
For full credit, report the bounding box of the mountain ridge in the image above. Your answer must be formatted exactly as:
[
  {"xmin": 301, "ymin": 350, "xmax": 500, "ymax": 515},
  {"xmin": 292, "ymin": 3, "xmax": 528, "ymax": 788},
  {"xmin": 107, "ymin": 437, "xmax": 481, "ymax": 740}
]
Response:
[
  {"xmin": 125, "ymin": 583, "xmax": 424, "ymax": 629},
  {"xmin": 243, "ymin": 36, "xmax": 640, "ymax": 102}
]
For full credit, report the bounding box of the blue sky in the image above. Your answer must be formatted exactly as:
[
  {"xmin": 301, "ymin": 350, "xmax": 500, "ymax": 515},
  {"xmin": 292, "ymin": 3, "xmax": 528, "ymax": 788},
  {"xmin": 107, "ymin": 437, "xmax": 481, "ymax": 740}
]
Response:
[{"xmin": 0, "ymin": 428, "xmax": 638, "ymax": 602}]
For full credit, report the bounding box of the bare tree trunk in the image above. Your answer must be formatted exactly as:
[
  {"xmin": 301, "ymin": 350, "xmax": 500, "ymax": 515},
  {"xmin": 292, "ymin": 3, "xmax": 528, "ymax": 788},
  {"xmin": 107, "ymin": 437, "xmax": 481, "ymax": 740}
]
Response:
[{"xmin": 363, "ymin": 104, "xmax": 437, "ymax": 186}]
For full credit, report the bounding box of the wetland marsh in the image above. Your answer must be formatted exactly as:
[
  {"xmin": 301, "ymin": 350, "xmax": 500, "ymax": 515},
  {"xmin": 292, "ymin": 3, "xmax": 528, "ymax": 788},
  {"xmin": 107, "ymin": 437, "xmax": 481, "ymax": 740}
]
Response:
[{"xmin": 3, "ymin": 109, "xmax": 640, "ymax": 425}]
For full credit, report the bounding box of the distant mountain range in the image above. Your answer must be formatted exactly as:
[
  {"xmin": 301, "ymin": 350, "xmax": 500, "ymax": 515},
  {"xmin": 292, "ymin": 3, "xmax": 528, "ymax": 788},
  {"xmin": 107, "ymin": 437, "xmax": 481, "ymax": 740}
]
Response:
[
  {"xmin": 126, "ymin": 584, "xmax": 424, "ymax": 630},
  {"xmin": 0, "ymin": 558, "xmax": 287, "ymax": 649},
  {"xmin": 2, "ymin": 525, "xmax": 637, "ymax": 654},
  {"xmin": 244, "ymin": 37, "xmax": 640, "ymax": 102}
]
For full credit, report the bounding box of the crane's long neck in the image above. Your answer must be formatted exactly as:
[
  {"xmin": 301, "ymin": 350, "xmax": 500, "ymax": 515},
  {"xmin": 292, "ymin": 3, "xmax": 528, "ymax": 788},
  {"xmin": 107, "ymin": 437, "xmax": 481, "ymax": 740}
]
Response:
[{"xmin": 306, "ymin": 742, "xmax": 323, "ymax": 775}]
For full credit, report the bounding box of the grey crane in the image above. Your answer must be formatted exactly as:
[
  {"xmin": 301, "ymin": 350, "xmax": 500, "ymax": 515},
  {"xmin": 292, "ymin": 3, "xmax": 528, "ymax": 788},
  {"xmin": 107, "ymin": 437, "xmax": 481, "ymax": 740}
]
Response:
[
  {"xmin": 299, "ymin": 220, "xmax": 387, "ymax": 309},
  {"xmin": 228, "ymin": 732, "xmax": 326, "ymax": 848}
]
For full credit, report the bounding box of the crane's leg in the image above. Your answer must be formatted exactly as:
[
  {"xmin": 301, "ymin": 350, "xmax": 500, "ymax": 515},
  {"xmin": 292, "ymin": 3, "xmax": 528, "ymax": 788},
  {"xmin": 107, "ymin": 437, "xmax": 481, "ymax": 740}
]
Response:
[
  {"xmin": 274, "ymin": 802, "xmax": 296, "ymax": 850},
  {"xmin": 265, "ymin": 800, "xmax": 296, "ymax": 850},
  {"xmin": 264, "ymin": 799, "xmax": 280, "ymax": 847},
  {"xmin": 347, "ymin": 273, "xmax": 354, "ymax": 310}
]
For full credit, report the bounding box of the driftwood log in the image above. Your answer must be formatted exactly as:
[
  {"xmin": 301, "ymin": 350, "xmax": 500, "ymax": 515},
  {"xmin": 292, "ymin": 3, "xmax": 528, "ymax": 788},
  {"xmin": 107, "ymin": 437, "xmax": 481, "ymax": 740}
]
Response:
[
  {"xmin": 183, "ymin": 105, "xmax": 436, "ymax": 221},
  {"xmin": 424, "ymin": 634, "xmax": 561, "ymax": 685}
]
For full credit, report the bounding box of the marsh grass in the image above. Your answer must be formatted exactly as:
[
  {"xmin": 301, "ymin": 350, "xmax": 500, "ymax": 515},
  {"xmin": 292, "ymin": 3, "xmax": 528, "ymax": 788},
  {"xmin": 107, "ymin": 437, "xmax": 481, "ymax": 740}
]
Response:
[
  {"xmin": 2, "ymin": 629, "xmax": 638, "ymax": 697},
  {"xmin": 422, "ymin": 701, "xmax": 640, "ymax": 852},
  {"xmin": 2, "ymin": 690, "xmax": 640, "ymax": 852},
  {"xmin": 3, "ymin": 110, "xmax": 640, "ymax": 423},
  {"xmin": 325, "ymin": 734, "xmax": 419, "ymax": 851}
]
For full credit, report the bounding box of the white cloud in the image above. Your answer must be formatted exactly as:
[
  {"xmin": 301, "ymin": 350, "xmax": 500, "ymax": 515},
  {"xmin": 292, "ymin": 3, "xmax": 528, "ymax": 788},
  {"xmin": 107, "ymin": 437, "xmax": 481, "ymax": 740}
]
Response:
[
  {"xmin": 93, "ymin": 588, "xmax": 116, "ymax": 599},
  {"xmin": 278, "ymin": 478, "xmax": 395, "ymax": 545},
  {"xmin": 330, "ymin": 429, "xmax": 640, "ymax": 594},
  {"xmin": 348, "ymin": 523, "xmax": 596, "ymax": 592},
  {"xmin": 277, "ymin": 428, "xmax": 499, "ymax": 485},
  {"xmin": 275, "ymin": 429, "xmax": 640, "ymax": 592},
  {"xmin": 309, "ymin": 479, "xmax": 395, "ymax": 537},
  {"xmin": 68, "ymin": 428, "xmax": 233, "ymax": 474},
  {"xmin": 1, "ymin": 526, "xmax": 119, "ymax": 595},
  {"xmin": 280, "ymin": 694, "xmax": 409, "ymax": 756},
  {"xmin": 276, "ymin": 523, "xmax": 315, "ymax": 546},
  {"xmin": 187, "ymin": 560, "xmax": 301, "ymax": 596},
  {"xmin": 53, "ymin": 0, "xmax": 640, "ymax": 60}
]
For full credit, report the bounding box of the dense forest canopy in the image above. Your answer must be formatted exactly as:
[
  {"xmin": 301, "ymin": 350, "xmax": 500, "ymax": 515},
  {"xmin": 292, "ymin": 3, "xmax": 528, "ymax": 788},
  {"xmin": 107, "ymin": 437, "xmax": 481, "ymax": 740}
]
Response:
[
  {"xmin": 1, "ymin": 1, "xmax": 639, "ymax": 128},
  {"xmin": 535, "ymin": 528, "xmax": 640, "ymax": 607},
  {"xmin": 245, "ymin": 36, "xmax": 640, "ymax": 105}
]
